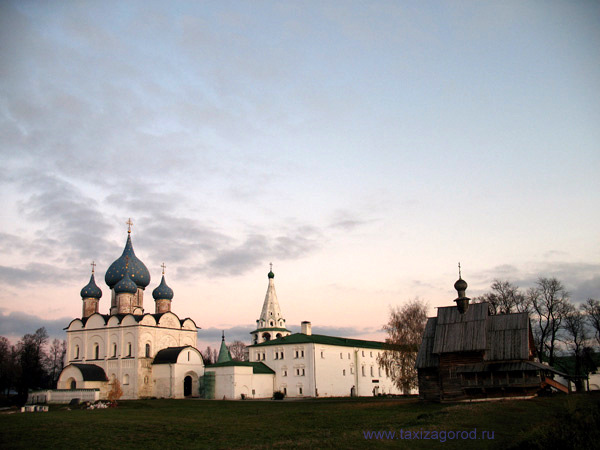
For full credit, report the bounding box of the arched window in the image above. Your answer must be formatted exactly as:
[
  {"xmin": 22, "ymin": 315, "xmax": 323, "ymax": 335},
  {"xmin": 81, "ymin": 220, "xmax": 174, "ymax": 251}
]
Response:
[
  {"xmin": 145, "ymin": 344, "xmax": 151, "ymax": 358},
  {"xmin": 123, "ymin": 374, "xmax": 129, "ymax": 385},
  {"xmin": 362, "ymin": 366, "xmax": 365, "ymax": 377},
  {"xmin": 127, "ymin": 343, "xmax": 132, "ymax": 357},
  {"xmin": 370, "ymin": 366, "xmax": 374, "ymax": 377},
  {"xmin": 94, "ymin": 344, "xmax": 99, "ymax": 360},
  {"xmin": 113, "ymin": 343, "xmax": 117, "ymax": 357},
  {"xmin": 276, "ymin": 333, "xmax": 282, "ymax": 339},
  {"xmin": 70, "ymin": 379, "xmax": 76, "ymax": 390},
  {"xmin": 270, "ymin": 320, "xmax": 274, "ymax": 326},
  {"xmin": 262, "ymin": 332, "xmax": 271, "ymax": 342},
  {"xmin": 74, "ymin": 345, "xmax": 79, "ymax": 359}
]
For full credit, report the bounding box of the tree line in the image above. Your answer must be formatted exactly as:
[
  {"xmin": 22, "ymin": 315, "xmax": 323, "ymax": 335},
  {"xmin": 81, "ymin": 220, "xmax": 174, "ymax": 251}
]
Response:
[
  {"xmin": 473, "ymin": 277, "xmax": 599, "ymax": 385},
  {"xmin": 379, "ymin": 276, "xmax": 599, "ymax": 393},
  {"xmin": 0, "ymin": 327, "xmax": 66, "ymax": 403}
]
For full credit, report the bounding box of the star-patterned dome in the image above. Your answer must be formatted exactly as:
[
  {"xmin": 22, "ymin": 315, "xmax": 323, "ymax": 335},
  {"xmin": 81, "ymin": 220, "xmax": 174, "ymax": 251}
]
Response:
[
  {"xmin": 114, "ymin": 271, "xmax": 138, "ymax": 294},
  {"xmin": 152, "ymin": 275, "xmax": 174, "ymax": 300},
  {"xmin": 105, "ymin": 233, "xmax": 151, "ymax": 290},
  {"xmin": 80, "ymin": 273, "xmax": 102, "ymax": 299}
]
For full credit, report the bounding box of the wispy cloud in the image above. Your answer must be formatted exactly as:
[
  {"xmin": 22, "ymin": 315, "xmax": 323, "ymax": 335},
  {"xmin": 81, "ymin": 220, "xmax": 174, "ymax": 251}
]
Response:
[{"xmin": 0, "ymin": 309, "xmax": 69, "ymax": 341}]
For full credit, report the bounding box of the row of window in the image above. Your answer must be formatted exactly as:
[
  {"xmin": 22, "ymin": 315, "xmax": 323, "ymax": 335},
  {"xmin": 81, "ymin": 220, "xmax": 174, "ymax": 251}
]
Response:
[
  {"xmin": 256, "ymin": 348, "xmax": 379, "ymax": 363},
  {"xmin": 278, "ymin": 386, "xmax": 303, "ymax": 395},
  {"xmin": 279, "ymin": 366, "xmax": 381, "ymax": 378},
  {"xmin": 73, "ymin": 343, "xmax": 152, "ymax": 360}
]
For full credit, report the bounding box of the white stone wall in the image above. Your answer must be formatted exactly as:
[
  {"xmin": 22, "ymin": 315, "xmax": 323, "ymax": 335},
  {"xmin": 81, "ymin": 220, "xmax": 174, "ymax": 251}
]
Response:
[
  {"xmin": 252, "ymin": 343, "xmax": 405, "ymax": 398},
  {"xmin": 153, "ymin": 347, "xmax": 204, "ymax": 398},
  {"xmin": 63, "ymin": 312, "xmax": 199, "ymax": 399},
  {"xmin": 206, "ymin": 365, "xmax": 274, "ymax": 400}
]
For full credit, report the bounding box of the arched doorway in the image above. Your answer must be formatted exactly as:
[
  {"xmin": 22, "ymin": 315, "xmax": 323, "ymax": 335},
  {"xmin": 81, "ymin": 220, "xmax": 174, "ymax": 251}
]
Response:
[
  {"xmin": 184, "ymin": 376, "xmax": 192, "ymax": 397},
  {"xmin": 69, "ymin": 378, "xmax": 77, "ymax": 390}
]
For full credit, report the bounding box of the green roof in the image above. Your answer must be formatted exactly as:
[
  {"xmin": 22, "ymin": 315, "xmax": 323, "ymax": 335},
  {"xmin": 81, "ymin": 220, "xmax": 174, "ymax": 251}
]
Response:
[
  {"xmin": 206, "ymin": 361, "xmax": 275, "ymax": 374},
  {"xmin": 250, "ymin": 327, "xmax": 290, "ymax": 334},
  {"xmin": 217, "ymin": 339, "xmax": 232, "ymax": 363},
  {"xmin": 248, "ymin": 333, "xmax": 386, "ymax": 350}
]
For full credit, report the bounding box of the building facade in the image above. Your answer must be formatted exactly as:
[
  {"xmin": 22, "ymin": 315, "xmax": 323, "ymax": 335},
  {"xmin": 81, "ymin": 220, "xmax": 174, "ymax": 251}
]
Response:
[
  {"xmin": 415, "ymin": 275, "xmax": 568, "ymax": 401},
  {"xmin": 37, "ymin": 224, "xmax": 407, "ymax": 403},
  {"xmin": 55, "ymin": 226, "xmax": 205, "ymax": 400}
]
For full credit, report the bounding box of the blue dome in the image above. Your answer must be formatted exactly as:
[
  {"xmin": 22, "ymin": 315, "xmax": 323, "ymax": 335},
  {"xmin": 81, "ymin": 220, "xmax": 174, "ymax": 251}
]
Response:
[
  {"xmin": 114, "ymin": 271, "xmax": 137, "ymax": 294},
  {"xmin": 152, "ymin": 275, "xmax": 174, "ymax": 300},
  {"xmin": 105, "ymin": 234, "xmax": 151, "ymax": 289},
  {"xmin": 80, "ymin": 274, "xmax": 102, "ymax": 299}
]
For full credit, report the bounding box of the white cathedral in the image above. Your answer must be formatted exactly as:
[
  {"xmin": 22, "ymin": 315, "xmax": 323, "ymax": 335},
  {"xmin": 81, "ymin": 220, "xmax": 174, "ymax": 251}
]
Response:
[{"xmin": 41, "ymin": 224, "xmax": 403, "ymax": 403}]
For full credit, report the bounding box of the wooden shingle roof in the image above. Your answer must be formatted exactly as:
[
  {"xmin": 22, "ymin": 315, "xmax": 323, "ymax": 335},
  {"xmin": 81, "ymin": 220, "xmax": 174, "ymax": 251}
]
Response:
[
  {"xmin": 432, "ymin": 302, "xmax": 489, "ymax": 354},
  {"xmin": 484, "ymin": 313, "xmax": 529, "ymax": 361},
  {"xmin": 415, "ymin": 317, "xmax": 439, "ymax": 369},
  {"xmin": 416, "ymin": 302, "xmax": 531, "ymax": 369}
]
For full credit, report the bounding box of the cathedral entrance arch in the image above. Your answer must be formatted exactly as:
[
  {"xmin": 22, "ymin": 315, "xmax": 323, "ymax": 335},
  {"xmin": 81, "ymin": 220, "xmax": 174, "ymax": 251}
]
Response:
[{"xmin": 184, "ymin": 376, "xmax": 192, "ymax": 397}]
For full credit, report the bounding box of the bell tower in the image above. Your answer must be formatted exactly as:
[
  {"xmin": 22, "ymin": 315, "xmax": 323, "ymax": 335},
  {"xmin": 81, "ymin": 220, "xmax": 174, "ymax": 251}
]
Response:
[{"xmin": 251, "ymin": 264, "xmax": 291, "ymax": 344}]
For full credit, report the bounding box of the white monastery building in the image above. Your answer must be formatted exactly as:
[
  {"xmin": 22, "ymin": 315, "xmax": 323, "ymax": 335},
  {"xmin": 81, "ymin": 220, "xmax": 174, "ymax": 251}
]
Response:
[{"xmin": 37, "ymin": 223, "xmax": 404, "ymax": 403}]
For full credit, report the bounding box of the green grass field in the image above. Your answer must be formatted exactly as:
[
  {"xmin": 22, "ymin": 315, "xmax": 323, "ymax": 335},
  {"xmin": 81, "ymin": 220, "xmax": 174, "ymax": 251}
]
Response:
[{"xmin": 1, "ymin": 394, "xmax": 598, "ymax": 449}]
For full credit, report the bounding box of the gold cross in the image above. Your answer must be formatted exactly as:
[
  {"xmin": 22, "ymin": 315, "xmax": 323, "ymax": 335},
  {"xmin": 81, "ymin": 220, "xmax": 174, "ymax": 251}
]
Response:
[
  {"xmin": 91, "ymin": 261, "xmax": 96, "ymax": 273},
  {"xmin": 126, "ymin": 218, "xmax": 133, "ymax": 233},
  {"xmin": 161, "ymin": 262, "xmax": 166, "ymax": 275},
  {"xmin": 458, "ymin": 262, "xmax": 462, "ymax": 279},
  {"xmin": 269, "ymin": 262, "xmax": 273, "ymax": 272}
]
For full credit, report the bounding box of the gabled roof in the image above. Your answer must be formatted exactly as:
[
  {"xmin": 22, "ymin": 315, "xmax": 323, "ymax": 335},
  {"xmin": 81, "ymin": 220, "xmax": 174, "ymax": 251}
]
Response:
[
  {"xmin": 416, "ymin": 303, "xmax": 532, "ymax": 369},
  {"xmin": 484, "ymin": 313, "xmax": 529, "ymax": 361},
  {"xmin": 415, "ymin": 317, "xmax": 439, "ymax": 369},
  {"xmin": 70, "ymin": 363, "xmax": 108, "ymax": 381},
  {"xmin": 206, "ymin": 361, "xmax": 275, "ymax": 374},
  {"xmin": 432, "ymin": 302, "xmax": 489, "ymax": 354},
  {"xmin": 248, "ymin": 333, "xmax": 385, "ymax": 350},
  {"xmin": 153, "ymin": 346, "xmax": 197, "ymax": 365}
]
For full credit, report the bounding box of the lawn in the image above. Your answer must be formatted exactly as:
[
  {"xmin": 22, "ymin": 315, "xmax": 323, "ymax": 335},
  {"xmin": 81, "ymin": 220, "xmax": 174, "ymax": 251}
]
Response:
[{"xmin": 1, "ymin": 394, "xmax": 598, "ymax": 449}]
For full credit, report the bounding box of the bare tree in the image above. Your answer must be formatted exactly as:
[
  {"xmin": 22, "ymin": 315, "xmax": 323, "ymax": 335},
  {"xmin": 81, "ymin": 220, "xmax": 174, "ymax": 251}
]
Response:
[
  {"xmin": 17, "ymin": 327, "xmax": 50, "ymax": 400},
  {"xmin": 473, "ymin": 279, "xmax": 530, "ymax": 315},
  {"xmin": 227, "ymin": 341, "xmax": 247, "ymax": 361},
  {"xmin": 581, "ymin": 299, "xmax": 600, "ymax": 347},
  {"xmin": 201, "ymin": 346, "xmax": 218, "ymax": 365},
  {"xmin": 377, "ymin": 298, "xmax": 428, "ymax": 394},
  {"xmin": 0, "ymin": 337, "xmax": 15, "ymax": 396},
  {"xmin": 46, "ymin": 339, "xmax": 67, "ymax": 388},
  {"xmin": 530, "ymin": 278, "xmax": 570, "ymax": 366},
  {"xmin": 562, "ymin": 303, "xmax": 588, "ymax": 390}
]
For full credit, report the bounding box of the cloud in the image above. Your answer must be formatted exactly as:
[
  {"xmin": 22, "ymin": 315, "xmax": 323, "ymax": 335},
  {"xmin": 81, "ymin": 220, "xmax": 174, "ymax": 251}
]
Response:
[
  {"xmin": 0, "ymin": 263, "xmax": 73, "ymax": 286},
  {"xmin": 472, "ymin": 261, "xmax": 600, "ymax": 302},
  {"xmin": 198, "ymin": 325, "xmax": 254, "ymax": 344},
  {"xmin": 208, "ymin": 224, "xmax": 322, "ymax": 276},
  {"xmin": 15, "ymin": 171, "xmax": 116, "ymax": 262},
  {"xmin": 0, "ymin": 310, "xmax": 69, "ymax": 341}
]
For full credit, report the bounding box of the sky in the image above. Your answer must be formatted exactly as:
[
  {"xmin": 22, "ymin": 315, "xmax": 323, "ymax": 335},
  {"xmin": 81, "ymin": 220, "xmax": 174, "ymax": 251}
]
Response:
[{"xmin": 1, "ymin": 1, "xmax": 599, "ymax": 348}]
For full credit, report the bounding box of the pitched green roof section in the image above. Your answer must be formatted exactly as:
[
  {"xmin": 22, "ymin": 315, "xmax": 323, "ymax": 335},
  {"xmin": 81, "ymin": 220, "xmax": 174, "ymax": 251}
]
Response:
[
  {"xmin": 217, "ymin": 337, "xmax": 232, "ymax": 363},
  {"xmin": 206, "ymin": 361, "xmax": 275, "ymax": 374},
  {"xmin": 248, "ymin": 333, "xmax": 386, "ymax": 350}
]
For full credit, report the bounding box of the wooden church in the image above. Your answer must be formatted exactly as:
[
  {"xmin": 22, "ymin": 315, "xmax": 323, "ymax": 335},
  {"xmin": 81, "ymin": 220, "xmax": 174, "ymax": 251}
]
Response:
[{"xmin": 415, "ymin": 273, "xmax": 568, "ymax": 402}]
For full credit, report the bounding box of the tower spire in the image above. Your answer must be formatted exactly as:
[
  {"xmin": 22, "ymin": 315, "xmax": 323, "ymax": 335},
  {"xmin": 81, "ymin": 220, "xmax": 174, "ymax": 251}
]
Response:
[{"xmin": 251, "ymin": 264, "xmax": 291, "ymax": 344}]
